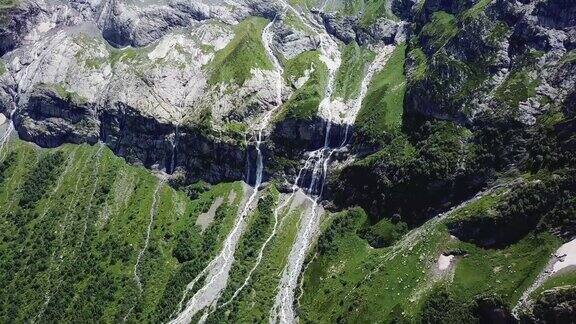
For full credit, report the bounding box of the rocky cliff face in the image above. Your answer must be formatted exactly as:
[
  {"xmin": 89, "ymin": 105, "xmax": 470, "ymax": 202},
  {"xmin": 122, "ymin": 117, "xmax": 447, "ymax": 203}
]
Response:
[
  {"xmin": 320, "ymin": 12, "xmax": 409, "ymax": 45},
  {"xmin": 0, "ymin": 0, "xmax": 336, "ymax": 184},
  {"xmin": 404, "ymin": 0, "xmax": 576, "ymax": 126},
  {"xmin": 523, "ymin": 286, "xmax": 576, "ymax": 323},
  {"xmin": 328, "ymin": 0, "xmax": 576, "ymax": 229}
]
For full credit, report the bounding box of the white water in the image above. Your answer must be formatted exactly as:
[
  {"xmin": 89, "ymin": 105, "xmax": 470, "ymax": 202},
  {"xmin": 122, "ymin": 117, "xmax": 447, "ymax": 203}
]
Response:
[
  {"xmin": 0, "ymin": 110, "xmax": 16, "ymax": 156},
  {"xmin": 169, "ymin": 12, "xmax": 286, "ymax": 324},
  {"xmin": 269, "ymin": 4, "xmax": 343, "ymax": 322},
  {"xmin": 133, "ymin": 181, "xmax": 163, "ymax": 292},
  {"xmin": 267, "ymin": 6, "xmax": 398, "ymax": 321},
  {"xmin": 169, "ymin": 125, "xmax": 179, "ymax": 174},
  {"xmin": 216, "ymin": 162, "xmax": 310, "ymax": 310}
]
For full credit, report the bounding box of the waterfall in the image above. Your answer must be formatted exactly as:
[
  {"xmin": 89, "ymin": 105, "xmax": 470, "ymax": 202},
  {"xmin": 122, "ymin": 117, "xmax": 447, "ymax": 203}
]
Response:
[
  {"xmin": 268, "ymin": 5, "xmax": 395, "ymax": 322},
  {"xmin": 168, "ymin": 125, "xmax": 179, "ymax": 174},
  {"xmin": 0, "ymin": 110, "xmax": 16, "ymax": 156},
  {"xmin": 169, "ymin": 11, "xmax": 286, "ymax": 324}
]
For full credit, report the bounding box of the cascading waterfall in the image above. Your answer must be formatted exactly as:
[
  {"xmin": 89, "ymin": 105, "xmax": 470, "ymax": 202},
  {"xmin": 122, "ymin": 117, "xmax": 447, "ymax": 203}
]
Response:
[
  {"xmin": 0, "ymin": 109, "xmax": 16, "ymax": 156},
  {"xmin": 169, "ymin": 12, "xmax": 286, "ymax": 324},
  {"xmin": 268, "ymin": 6, "xmax": 395, "ymax": 322},
  {"xmin": 266, "ymin": 5, "xmax": 342, "ymax": 321},
  {"xmin": 215, "ymin": 155, "xmax": 315, "ymax": 310},
  {"xmin": 168, "ymin": 125, "xmax": 179, "ymax": 174}
]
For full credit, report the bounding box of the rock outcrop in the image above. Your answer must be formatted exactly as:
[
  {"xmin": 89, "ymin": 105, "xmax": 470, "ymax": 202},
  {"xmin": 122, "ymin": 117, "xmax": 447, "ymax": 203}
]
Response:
[
  {"xmin": 319, "ymin": 12, "xmax": 408, "ymax": 45},
  {"xmin": 404, "ymin": 0, "xmax": 576, "ymax": 126},
  {"xmin": 523, "ymin": 286, "xmax": 576, "ymax": 323},
  {"xmin": 17, "ymin": 83, "xmax": 99, "ymax": 147},
  {"xmin": 0, "ymin": 0, "xmax": 290, "ymax": 185}
]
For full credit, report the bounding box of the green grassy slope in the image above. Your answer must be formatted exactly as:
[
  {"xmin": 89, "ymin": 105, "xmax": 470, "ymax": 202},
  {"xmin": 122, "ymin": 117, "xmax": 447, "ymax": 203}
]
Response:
[
  {"xmin": 299, "ymin": 188, "xmax": 562, "ymax": 323},
  {"xmin": 277, "ymin": 50, "xmax": 329, "ymax": 121},
  {"xmin": 208, "ymin": 17, "xmax": 273, "ymax": 86},
  {"xmin": 333, "ymin": 42, "xmax": 375, "ymax": 100},
  {"xmin": 354, "ymin": 43, "xmax": 407, "ymax": 143},
  {"xmin": 0, "ymin": 140, "xmax": 244, "ymax": 323}
]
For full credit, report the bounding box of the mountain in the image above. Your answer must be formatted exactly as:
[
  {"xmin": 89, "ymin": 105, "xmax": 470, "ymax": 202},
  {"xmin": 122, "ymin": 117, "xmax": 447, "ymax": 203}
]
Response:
[{"xmin": 0, "ymin": 0, "xmax": 574, "ymax": 322}]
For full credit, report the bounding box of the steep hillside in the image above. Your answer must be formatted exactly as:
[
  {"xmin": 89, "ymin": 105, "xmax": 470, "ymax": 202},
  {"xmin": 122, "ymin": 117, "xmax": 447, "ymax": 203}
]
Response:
[{"xmin": 0, "ymin": 0, "xmax": 575, "ymax": 322}]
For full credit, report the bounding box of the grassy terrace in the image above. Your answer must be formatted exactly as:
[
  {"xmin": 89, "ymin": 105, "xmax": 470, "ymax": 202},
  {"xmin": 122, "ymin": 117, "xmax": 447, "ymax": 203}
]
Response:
[
  {"xmin": 0, "ymin": 0, "xmax": 17, "ymax": 22},
  {"xmin": 208, "ymin": 17, "xmax": 273, "ymax": 86},
  {"xmin": 0, "ymin": 140, "xmax": 244, "ymax": 322},
  {"xmin": 533, "ymin": 271, "xmax": 576, "ymax": 298},
  {"xmin": 494, "ymin": 69, "xmax": 539, "ymax": 108},
  {"xmin": 299, "ymin": 187, "xmax": 562, "ymax": 322},
  {"xmin": 0, "ymin": 59, "xmax": 6, "ymax": 76},
  {"xmin": 333, "ymin": 41, "xmax": 375, "ymax": 100},
  {"xmin": 420, "ymin": 11, "xmax": 459, "ymax": 53},
  {"xmin": 277, "ymin": 50, "xmax": 328, "ymax": 121},
  {"xmin": 300, "ymin": 208, "xmax": 449, "ymax": 323},
  {"xmin": 354, "ymin": 43, "xmax": 406, "ymax": 143},
  {"xmin": 361, "ymin": 0, "xmax": 399, "ymax": 26}
]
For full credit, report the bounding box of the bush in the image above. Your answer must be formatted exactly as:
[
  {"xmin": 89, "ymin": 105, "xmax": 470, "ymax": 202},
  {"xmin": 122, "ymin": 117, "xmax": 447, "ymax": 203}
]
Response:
[
  {"xmin": 318, "ymin": 207, "xmax": 367, "ymax": 255},
  {"xmin": 173, "ymin": 228, "xmax": 202, "ymax": 263},
  {"xmin": 19, "ymin": 151, "xmax": 65, "ymax": 209},
  {"xmin": 420, "ymin": 286, "xmax": 475, "ymax": 323}
]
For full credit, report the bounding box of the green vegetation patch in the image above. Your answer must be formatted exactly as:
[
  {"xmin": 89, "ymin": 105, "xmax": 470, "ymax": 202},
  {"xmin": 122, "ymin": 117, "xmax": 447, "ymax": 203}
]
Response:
[
  {"xmin": 0, "ymin": 59, "xmax": 6, "ymax": 76},
  {"xmin": 18, "ymin": 151, "xmax": 65, "ymax": 209},
  {"xmin": 300, "ymin": 208, "xmax": 449, "ymax": 323},
  {"xmin": 283, "ymin": 50, "xmax": 321, "ymax": 85},
  {"xmin": 0, "ymin": 139, "xmax": 244, "ymax": 323},
  {"xmin": 73, "ymin": 34, "xmax": 108, "ymax": 69},
  {"xmin": 448, "ymin": 189, "xmax": 505, "ymax": 222},
  {"xmin": 341, "ymin": 0, "xmax": 364, "ymax": 15},
  {"xmin": 494, "ymin": 69, "xmax": 539, "ymax": 108},
  {"xmin": 354, "ymin": 43, "xmax": 406, "ymax": 143},
  {"xmin": 460, "ymin": 0, "xmax": 492, "ymax": 23},
  {"xmin": 449, "ymin": 232, "xmax": 560, "ymax": 305},
  {"xmin": 359, "ymin": 217, "xmax": 408, "ymax": 248},
  {"xmin": 109, "ymin": 47, "xmax": 145, "ymax": 66},
  {"xmin": 277, "ymin": 50, "xmax": 328, "ymax": 120},
  {"xmin": 533, "ymin": 271, "xmax": 576, "ymax": 298},
  {"xmin": 301, "ymin": 180, "xmax": 565, "ymax": 322},
  {"xmin": 420, "ymin": 11, "xmax": 459, "ymax": 53},
  {"xmin": 208, "ymin": 17, "xmax": 273, "ymax": 86},
  {"xmin": 222, "ymin": 121, "xmax": 247, "ymax": 142},
  {"xmin": 408, "ymin": 46, "xmax": 427, "ymax": 82},
  {"xmin": 361, "ymin": 0, "xmax": 399, "ymax": 26},
  {"xmin": 0, "ymin": 0, "xmax": 18, "ymax": 23},
  {"xmin": 333, "ymin": 41, "xmax": 375, "ymax": 100},
  {"xmin": 560, "ymin": 50, "xmax": 576, "ymax": 65},
  {"xmin": 37, "ymin": 83, "xmax": 88, "ymax": 105},
  {"xmin": 355, "ymin": 131, "xmax": 416, "ymax": 167}
]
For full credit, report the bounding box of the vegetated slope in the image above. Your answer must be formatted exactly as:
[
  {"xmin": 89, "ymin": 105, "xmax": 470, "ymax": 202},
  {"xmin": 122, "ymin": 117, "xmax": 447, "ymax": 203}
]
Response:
[
  {"xmin": 321, "ymin": 0, "xmax": 576, "ymax": 321},
  {"xmin": 302, "ymin": 170, "xmax": 575, "ymax": 322},
  {"xmin": 0, "ymin": 0, "xmax": 575, "ymax": 322},
  {"xmin": 0, "ymin": 140, "xmax": 246, "ymax": 322}
]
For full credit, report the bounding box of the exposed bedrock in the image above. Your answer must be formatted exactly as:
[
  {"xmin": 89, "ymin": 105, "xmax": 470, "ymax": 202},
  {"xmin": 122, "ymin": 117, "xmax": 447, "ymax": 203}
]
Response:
[
  {"xmin": 9, "ymin": 84, "xmax": 247, "ymax": 184},
  {"xmin": 404, "ymin": 0, "xmax": 576, "ymax": 127},
  {"xmin": 5, "ymin": 83, "xmax": 347, "ymax": 186},
  {"xmin": 319, "ymin": 12, "xmax": 409, "ymax": 45}
]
